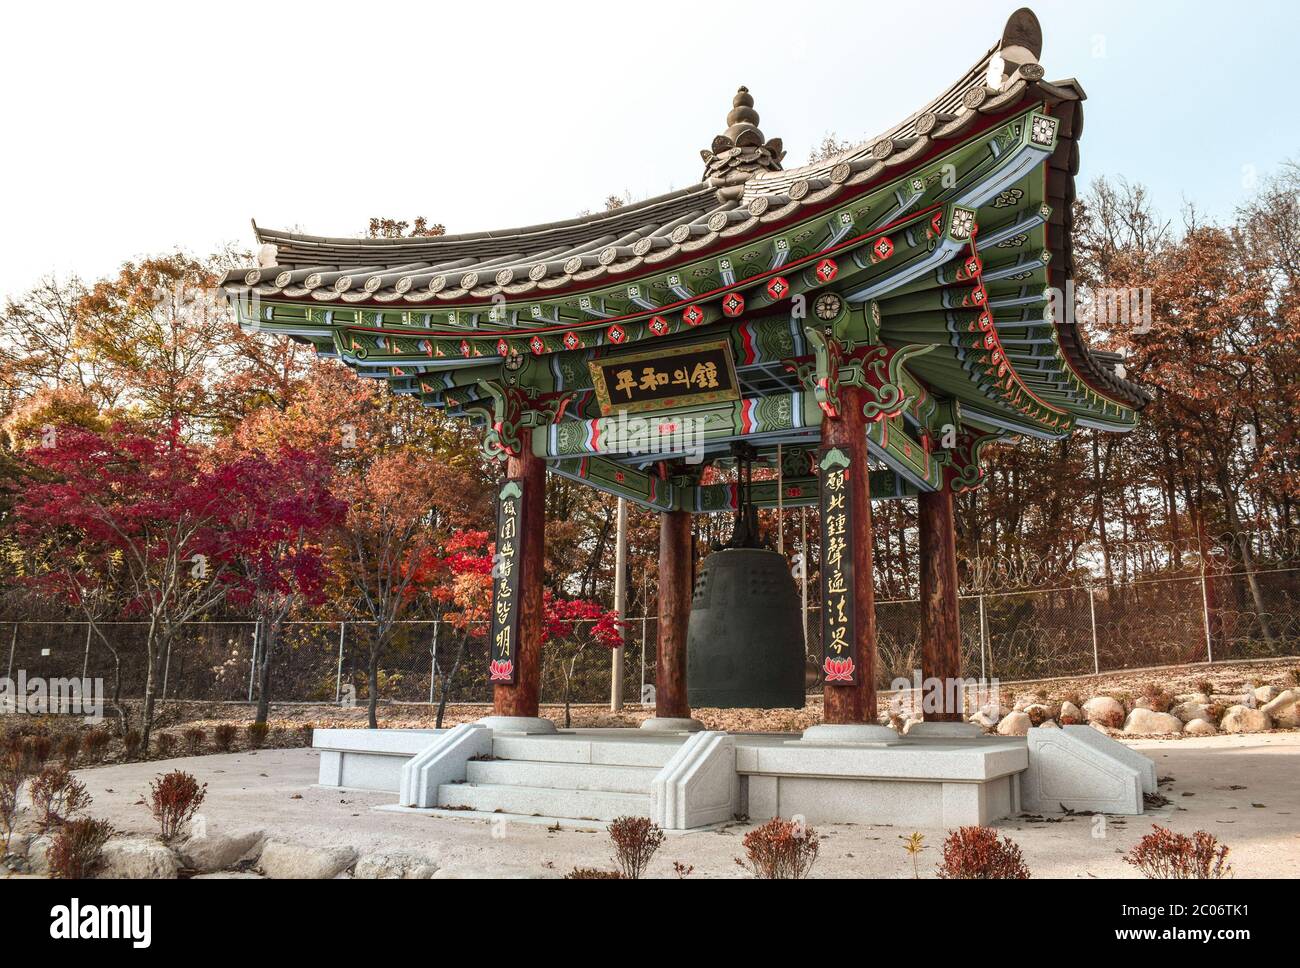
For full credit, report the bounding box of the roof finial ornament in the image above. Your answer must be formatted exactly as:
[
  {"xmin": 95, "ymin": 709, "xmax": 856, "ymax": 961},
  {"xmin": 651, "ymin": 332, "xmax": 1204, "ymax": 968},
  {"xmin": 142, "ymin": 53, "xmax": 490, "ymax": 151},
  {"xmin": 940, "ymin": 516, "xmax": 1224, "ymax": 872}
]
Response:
[{"xmin": 701, "ymin": 86, "xmax": 785, "ymax": 200}]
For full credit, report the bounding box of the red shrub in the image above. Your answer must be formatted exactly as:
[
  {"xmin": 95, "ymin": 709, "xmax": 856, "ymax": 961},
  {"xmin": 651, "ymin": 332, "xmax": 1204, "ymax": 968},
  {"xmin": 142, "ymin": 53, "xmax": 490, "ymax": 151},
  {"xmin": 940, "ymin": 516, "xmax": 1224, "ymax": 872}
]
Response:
[
  {"xmin": 49, "ymin": 817, "xmax": 114, "ymax": 879},
  {"xmin": 936, "ymin": 826, "xmax": 1030, "ymax": 879},
  {"xmin": 0, "ymin": 750, "xmax": 29, "ymax": 852},
  {"xmin": 213, "ymin": 724, "xmax": 237, "ymax": 752},
  {"xmin": 30, "ymin": 765, "xmax": 92, "ymax": 831},
  {"xmin": 607, "ymin": 815, "xmax": 664, "ymax": 879},
  {"xmin": 564, "ymin": 867, "xmax": 625, "ymax": 879},
  {"xmin": 182, "ymin": 727, "xmax": 206, "ymax": 756},
  {"xmin": 1125, "ymin": 825, "xmax": 1232, "ymax": 879},
  {"xmin": 737, "ymin": 818, "xmax": 821, "ymax": 879},
  {"xmin": 149, "ymin": 770, "xmax": 207, "ymax": 842},
  {"xmin": 80, "ymin": 729, "xmax": 111, "ymax": 764}
]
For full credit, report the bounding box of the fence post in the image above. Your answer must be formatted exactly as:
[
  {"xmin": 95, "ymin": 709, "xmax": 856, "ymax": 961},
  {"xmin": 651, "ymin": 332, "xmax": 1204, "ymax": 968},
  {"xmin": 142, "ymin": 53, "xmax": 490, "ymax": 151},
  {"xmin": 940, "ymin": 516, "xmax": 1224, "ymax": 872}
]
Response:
[
  {"xmin": 247, "ymin": 620, "xmax": 259, "ymax": 703},
  {"xmin": 81, "ymin": 623, "xmax": 93, "ymax": 679},
  {"xmin": 335, "ymin": 622, "xmax": 346, "ymax": 703},
  {"xmin": 1199, "ymin": 562, "xmax": 1215, "ymax": 664},
  {"xmin": 6, "ymin": 623, "xmax": 16, "ymax": 682},
  {"xmin": 429, "ymin": 621, "xmax": 439, "ymax": 705},
  {"xmin": 1088, "ymin": 586, "xmax": 1100, "ymax": 675},
  {"xmin": 162, "ymin": 639, "xmax": 173, "ymax": 700},
  {"xmin": 977, "ymin": 594, "xmax": 988, "ymax": 681}
]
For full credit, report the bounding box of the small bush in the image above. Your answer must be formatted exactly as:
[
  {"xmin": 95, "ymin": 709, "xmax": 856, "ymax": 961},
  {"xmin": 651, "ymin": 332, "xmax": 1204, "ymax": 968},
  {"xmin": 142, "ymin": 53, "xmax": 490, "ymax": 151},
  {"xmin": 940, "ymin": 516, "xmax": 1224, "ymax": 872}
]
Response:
[
  {"xmin": 246, "ymin": 722, "xmax": 270, "ymax": 749},
  {"xmin": 296, "ymin": 724, "xmax": 314, "ymax": 747},
  {"xmin": 936, "ymin": 826, "xmax": 1030, "ymax": 879},
  {"xmin": 0, "ymin": 750, "xmax": 29, "ymax": 852},
  {"xmin": 149, "ymin": 770, "xmax": 207, "ymax": 843},
  {"xmin": 564, "ymin": 867, "xmax": 625, "ymax": 879},
  {"xmin": 182, "ymin": 727, "xmax": 206, "ymax": 756},
  {"xmin": 153, "ymin": 732, "xmax": 177, "ymax": 759},
  {"xmin": 49, "ymin": 817, "xmax": 114, "ymax": 879},
  {"xmin": 1196, "ymin": 678, "xmax": 1216, "ymax": 697},
  {"xmin": 737, "ymin": 818, "xmax": 821, "ymax": 879},
  {"xmin": 81, "ymin": 729, "xmax": 111, "ymax": 764},
  {"xmin": 56, "ymin": 733, "xmax": 81, "ymax": 766},
  {"xmin": 21, "ymin": 734, "xmax": 53, "ymax": 770},
  {"xmin": 30, "ymin": 765, "xmax": 92, "ymax": 831},
  {"xmin": 213, "ymin": 724, "xmax": 237, "ymax": 752},
  {"xmin": 122, "ymin": 730, "xmax": 142, "ymax": 760},
  {"xmin": 1125, "ymin": 825, "xmax": 1232, "ymax": 879},
  {"xmin": 607, "ymin": 815, "xmax": 665, "ymax": 880},
  {"xmin": 1137, "ymin": 682, "xmax": 1174, "ymax": 713}
]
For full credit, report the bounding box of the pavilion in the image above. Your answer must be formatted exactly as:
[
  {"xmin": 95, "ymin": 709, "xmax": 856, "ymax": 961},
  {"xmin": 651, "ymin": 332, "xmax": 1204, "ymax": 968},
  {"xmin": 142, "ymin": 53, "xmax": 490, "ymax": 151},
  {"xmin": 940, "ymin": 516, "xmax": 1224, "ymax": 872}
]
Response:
[{"xmin": 220, "ymin": 8, "xmax": 1153, "ymax": 829}]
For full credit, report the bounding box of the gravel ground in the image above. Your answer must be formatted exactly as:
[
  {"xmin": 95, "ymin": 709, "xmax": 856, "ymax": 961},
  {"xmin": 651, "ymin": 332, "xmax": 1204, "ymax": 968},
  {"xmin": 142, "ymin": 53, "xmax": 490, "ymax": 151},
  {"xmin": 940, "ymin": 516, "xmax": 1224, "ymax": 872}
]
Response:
[{"xmin": 54, "ymin": 730, "xmax": 1300, "ymax": 879}]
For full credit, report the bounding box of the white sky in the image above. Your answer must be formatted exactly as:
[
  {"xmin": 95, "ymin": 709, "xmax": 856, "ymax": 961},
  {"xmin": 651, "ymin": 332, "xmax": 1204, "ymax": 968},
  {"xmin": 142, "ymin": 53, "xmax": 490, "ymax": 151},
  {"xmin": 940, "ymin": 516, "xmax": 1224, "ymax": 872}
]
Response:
[{"xmin": 2, "ymin": 0, "xmax": 1296, "ymax": 300}]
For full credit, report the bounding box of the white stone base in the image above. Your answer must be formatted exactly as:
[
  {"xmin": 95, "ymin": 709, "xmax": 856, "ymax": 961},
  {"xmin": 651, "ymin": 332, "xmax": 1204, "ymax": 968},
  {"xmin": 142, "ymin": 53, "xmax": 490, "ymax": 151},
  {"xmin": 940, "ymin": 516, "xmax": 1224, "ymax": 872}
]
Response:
[
  {"xmin": 905, "ymin": 722, "xmax": 986, "ymax": 739},
  {"xmin": 800, "ymin": 724, "xmax": 901, "ymax": 746},
  {"xmin": 639, "ymin": 717, "xmax": 705, "ymax": 733},
  {"xmin": 314, "ymin": 728, "xmax": 440, "ymax": 793},
  {"xmin": 1020, "ymin": 725, "xmax": 1147, "ymax": 815},
  {"xmin": 474, "ymin": 716, "xmax": 558, "ymax": 735}
]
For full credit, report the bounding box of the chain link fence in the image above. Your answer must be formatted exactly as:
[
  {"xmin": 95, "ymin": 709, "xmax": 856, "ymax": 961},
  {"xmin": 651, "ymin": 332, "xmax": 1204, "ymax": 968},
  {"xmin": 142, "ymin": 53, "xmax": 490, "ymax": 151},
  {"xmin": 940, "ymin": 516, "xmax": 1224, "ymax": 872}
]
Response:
[{"xmin": 3, "ymin": 554, "xmax": 1297, "ymax": 708}]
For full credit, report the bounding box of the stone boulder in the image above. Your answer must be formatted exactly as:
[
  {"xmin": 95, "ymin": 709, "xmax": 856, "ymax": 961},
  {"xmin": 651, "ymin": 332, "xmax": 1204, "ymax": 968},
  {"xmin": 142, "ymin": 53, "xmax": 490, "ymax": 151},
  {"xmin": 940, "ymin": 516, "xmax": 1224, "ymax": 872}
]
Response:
[
  {"xmin": 1220, "ymin": 705, "xmax": 1272, "ymax": 734},
  {"xmin": 1083, "ymin": 696, "xmax": 1126, "ymax": 729},
  {"xmin": 1254, "ymin": 685, "xmax": 1280, "ymax": 704},
  {"xmin": 178, "ymin": 829, "xmax": 266, "ymax": 873},
  {"xmin": 1183, "ymin": 719, "xmax": 1218, "ymax": 737},
  {"xmin": 1122, "ymin": 708, "xmax": 1183, "ymax": 735},
  {"xmin": 259, "ymin": 841, "xmax": 357, "ymax": 879},
  {"xmin": 968, "ymin": 711, "xmax": 998, "ymax": 729},
  {"xmin": 1058, "ymin": 701, "xmax": 1083, "ymax": 725},
  {"xmin": 1170, "ymin": 701, "xmax": 1212, "ymax": 724},
  {"xmin": 1037, "ymin": 719, "xmax": 1060, "ymax": 729},
  {"xmin": 996, "ymin": 711, "xmax": 1031, "ymax": 736},
  {"xmin": 21, "ymin": 835, "xmax": 52, "ymax": 876},
  {"xmin": 97, "ymin": 838, "xmax": 180, "ymax": 879},
  {"xmin": 1023, "ymin": 703, "xmax": 1056, "ymax": 726},
  {"xmin": 354, "ymin": 849, "xmax": 440, "ymax": 880},
  {"xmin": 1260, "ymin": 690, "xmax": 1300, "ymax": 729}
]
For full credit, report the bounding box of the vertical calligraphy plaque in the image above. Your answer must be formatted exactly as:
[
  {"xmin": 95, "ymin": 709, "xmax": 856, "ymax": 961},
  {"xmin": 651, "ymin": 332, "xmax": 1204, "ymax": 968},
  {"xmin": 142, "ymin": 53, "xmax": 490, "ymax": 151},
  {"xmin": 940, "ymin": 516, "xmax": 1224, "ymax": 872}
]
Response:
[
  {"xmin": 488, "ymin": 480, "xmax": 523, "ymax": 684},
  {"xmin": 818, "ymin": 447, "xmax": 857, "ymax": 685}
]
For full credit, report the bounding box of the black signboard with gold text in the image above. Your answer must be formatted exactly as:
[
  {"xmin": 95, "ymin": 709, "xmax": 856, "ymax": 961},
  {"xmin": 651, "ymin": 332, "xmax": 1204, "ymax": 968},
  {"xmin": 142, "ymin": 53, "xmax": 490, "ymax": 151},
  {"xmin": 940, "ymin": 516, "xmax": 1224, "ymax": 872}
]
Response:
[
  {"xmin": 588, "ymin": 339, "xmax": 740, "ymax": 415},
  {"xmin": 818, "ymin": 447, "xmax": 857, "ymax": 685},
  {"xmin": 488, "ymin": 480, "xmax": 523, "ymax": 684}
]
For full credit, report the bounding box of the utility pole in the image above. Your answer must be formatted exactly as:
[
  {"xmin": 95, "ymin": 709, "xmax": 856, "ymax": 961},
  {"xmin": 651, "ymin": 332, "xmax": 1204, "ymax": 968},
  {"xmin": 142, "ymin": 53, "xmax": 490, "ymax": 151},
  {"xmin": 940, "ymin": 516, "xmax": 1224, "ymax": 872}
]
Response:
[{"xmin": 610, "ymin": 497, "xmax": 629, "ymax": 710}]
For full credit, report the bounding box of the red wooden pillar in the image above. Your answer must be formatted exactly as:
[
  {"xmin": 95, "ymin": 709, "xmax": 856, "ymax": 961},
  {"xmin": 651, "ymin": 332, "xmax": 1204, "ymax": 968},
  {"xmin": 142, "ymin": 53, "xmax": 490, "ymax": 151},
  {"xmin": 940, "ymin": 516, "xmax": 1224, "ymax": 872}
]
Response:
[
  {"xmin": 656, "ymin": 508, "xmax": 693, "ymax": 719},
  {"xmin": 919, "ymin": 484, "xmax": 963, "ymax": 721},
  {"xmin": 821, "ymin": 384, "xmax": 878, "ymax": 724},
  {"xmin": 493, "ymin": 447, "xmax": 545, "ymax": 717}
]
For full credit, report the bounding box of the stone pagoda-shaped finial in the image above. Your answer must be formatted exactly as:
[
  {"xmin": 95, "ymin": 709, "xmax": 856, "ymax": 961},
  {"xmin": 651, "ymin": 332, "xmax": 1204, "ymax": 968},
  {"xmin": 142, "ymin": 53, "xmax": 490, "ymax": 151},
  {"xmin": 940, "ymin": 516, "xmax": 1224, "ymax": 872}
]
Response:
[{"xmin": 700, "ymin": 86, "xmax": 786, "ymax": 199}]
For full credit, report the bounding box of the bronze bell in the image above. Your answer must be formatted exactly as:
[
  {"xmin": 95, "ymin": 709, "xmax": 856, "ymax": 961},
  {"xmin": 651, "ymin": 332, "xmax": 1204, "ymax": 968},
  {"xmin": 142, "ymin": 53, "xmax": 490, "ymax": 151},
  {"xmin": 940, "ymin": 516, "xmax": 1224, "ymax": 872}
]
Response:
[
  {"xmin": 686, "ymin": 546, "xmax": 807, "ymax": 709},
  {"xmin": 686, "ymin": 445, "xmax": 806, "ymax": 709}
]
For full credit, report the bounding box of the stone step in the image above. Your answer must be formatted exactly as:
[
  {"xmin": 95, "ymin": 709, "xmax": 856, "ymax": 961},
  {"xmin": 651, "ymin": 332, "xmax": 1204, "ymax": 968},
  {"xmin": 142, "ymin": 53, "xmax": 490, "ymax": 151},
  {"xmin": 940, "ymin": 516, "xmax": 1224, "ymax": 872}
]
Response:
[
  {"xmin": 466, "ymin": 759, "xmax": 659, "ymax": 795},
  {"xmin": 437, "ymin": 783, "xmax": 651, "ymax": 822},
  {"xmin": 490, "ymin": 735, "xmax": 683, "ymax": 768}
]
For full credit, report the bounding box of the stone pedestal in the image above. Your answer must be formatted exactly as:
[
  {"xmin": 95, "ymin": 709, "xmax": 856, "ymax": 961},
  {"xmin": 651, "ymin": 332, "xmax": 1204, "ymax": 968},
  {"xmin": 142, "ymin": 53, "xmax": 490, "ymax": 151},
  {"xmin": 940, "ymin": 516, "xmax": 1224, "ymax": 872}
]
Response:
[
  {"xmin": 800, "ymin": 723, "xmax": 900, "ymax": 746},
  {"xmin": 640, "ymin": 717, "xmax": 704, "ymax": 733},
  {"xmin": 905, "ymin": 721, "xmax": 985, "ymax": 739},
  {"xmin": 476, "ymin": 716, "xmax": 558, "ymax": 735}
]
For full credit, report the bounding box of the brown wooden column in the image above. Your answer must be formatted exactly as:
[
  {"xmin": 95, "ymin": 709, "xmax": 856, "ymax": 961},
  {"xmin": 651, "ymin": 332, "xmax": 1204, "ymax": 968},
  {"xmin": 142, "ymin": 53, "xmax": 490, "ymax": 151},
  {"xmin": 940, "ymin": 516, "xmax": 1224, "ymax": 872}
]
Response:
[
  {"xmin": 493, "ymin": 447, "xmax": 545, "ymax": 717},
  {"xmin": 919, "ymin": 483, "xmax": 963, "ymax": 721},
  {"xmin": 821, "ymin": 384, "xmax": 878, "ymax": 724},
  {"xmin": 655, "ymin": 508, "xmax": 693, "ymax": 719}
]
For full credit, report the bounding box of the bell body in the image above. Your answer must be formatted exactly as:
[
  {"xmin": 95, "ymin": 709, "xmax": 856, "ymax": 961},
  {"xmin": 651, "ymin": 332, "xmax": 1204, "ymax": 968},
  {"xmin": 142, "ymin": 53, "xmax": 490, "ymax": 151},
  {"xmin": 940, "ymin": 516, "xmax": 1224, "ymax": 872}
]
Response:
[{"xmin": 686, "ymin": 547, "xmax": 807, "ymax": 709}]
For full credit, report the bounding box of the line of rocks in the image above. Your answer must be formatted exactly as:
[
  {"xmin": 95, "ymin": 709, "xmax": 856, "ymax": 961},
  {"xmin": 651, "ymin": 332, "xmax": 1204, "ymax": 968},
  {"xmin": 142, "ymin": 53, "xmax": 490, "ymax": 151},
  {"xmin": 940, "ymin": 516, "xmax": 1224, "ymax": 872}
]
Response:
[
  {"xmin": 964, "ymin": 684, "xmax": 1300, "ymax": 738},
  {"xmin": 5, "ymin": 828, "xmax": 442, "ymax": 880}
]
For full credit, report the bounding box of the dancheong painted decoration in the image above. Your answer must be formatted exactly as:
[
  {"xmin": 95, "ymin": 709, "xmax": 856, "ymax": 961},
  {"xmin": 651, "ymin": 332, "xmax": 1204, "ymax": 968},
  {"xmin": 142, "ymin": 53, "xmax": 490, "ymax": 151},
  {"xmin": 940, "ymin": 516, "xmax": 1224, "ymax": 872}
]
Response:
[{"xmin": 218, "ymin": 8, "xmax": 1149, "ymax": 721}]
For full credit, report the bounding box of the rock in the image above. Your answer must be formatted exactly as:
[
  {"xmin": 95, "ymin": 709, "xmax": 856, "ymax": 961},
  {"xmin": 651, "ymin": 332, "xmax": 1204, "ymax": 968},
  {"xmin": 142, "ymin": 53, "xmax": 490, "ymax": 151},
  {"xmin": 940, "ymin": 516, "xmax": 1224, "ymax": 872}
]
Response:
[
  {"xmin": 258, "ymin": 841, "xmax": 357, "ymax": 879},
  {"xmin": 901, "ymin": 718, "xmax": 925, "ymax": 735},
  {"xmin": 1183, "ymin": 719, "xmax": 1218, "ymax": 737},
  {"xmin": 996, "ymin": 711, "xmax": 1031, "ymax": 736},
  {"xmin": 1023, "ymin": 703, "xmax": 1055, "ymax": 726},
  {"xmin": 1220, "ymin": 705, "xmax": 1273, "ymax": 734},
  {"xmin": 191, "ymin": 871, "xmax": 266, "ymax": 879},
  {"xmin": 25, "ymin": 835, "xmax": 53, "ymax": 876},
  {"xmin": 1170, "ymin": 701, "xmax": 1212, "ymax": 724},
  {"xmin": 1013, "ymin": 695, "xmax": 1043, "ymax": 712},
  {"xmin": 1058, "ymin": 701, "xmax": 1083, "ymax": 725},
  {"xmin": 1122, "ymin": 709, "xmax": 1183, "ymax": 735},
  {"xmin": 1037, "ymin": 719, "xmax": 1060, "ymax": 729},
  {"xmin": 354, "ymin": 849, "xmax": 440, "ymax": 880},
  {"xmin": 1260, "ymin": 690, "xmax": 1300, "ymax": 729},
  {"xmin": 178, "ymin": 829, "xmax": 266, "ymax": 873},
  {"xmin": 1254, "ymin": 685, "xmax": 1280, "ymax": 704},
  {"xmin": 968, "ymin": 711, "xmax": 998, "ymax": 729},
  {"xmin": 97, "ymin": 838, "xmax": 180, "ymax": 879},
  {"xmin": 1083, "ymin": 696, "xmax": 1126, "ymax": 729},
  {"xmin": 1174, "ymin": 692, "xmax": 1211, "ymax": 705}
]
